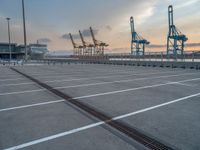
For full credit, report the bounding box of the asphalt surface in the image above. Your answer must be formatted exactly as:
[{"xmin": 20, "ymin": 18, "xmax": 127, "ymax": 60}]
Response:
[{"xmin": 0, "ymin": 64, "xmax": 200, "ymax": 150}]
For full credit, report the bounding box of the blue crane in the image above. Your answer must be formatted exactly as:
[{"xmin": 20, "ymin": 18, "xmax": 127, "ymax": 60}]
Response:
[
  {"xmin": 167, "ymin": 5, "xmax": 188, "ymax": 56},
  {"xmin": 130, "ymin": 16, "xmax": 150, "ymax": 56}
]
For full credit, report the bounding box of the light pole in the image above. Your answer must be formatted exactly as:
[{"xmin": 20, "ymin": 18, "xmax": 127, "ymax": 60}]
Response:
[
  {"xmin": 22, "ymin": 0, "xmax": 27, "ymax": 61},
  {"xmin": 6, "ymin": 17, "xmax": 12, "ymax": 65}
]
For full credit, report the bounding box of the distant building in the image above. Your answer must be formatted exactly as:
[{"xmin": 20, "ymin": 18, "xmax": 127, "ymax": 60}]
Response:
[
  {"xmin": 0, "ymin": 42, "xmax": 48, "ymax": 60},
  {"xmin": 28, "ymin": 43, "xmax": 48, "ymax": 54},
  {"xmin": 0, "ymin": 43, "xmax": 24, "ymax": 59},
  {"xmin": 28, "ymin": 43, "xmax": 48, "ymax": 59},
  {"xmin": 16, "ymin": 45, "xmax": 26, "ymax": 54}
]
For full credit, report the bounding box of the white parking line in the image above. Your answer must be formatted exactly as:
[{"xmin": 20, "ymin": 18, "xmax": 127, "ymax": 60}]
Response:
[
  {"xmin": 0, "ymin": 72, "xmax": 198, "ymax": 96},
  {"xmin": 0, "ymin": 99, "xmax": 64, "ymax": 112},
  {"xmin": 1, "ymin": 77, "xmax": 200, "ymax": 112},
  {"xmin": 170, "ymin": 82, "xmax": 194, "ymax": 87},
  {"xmin": 54, "ymin": 73, "xmax": 199, "ymax": 89},
  {"xmin": 75, "ymin": 77, "xmax": 200, "ymax": 99},
  {"xmin": 112, "ymin": 92, "xmax": 200, "ymax": 120},
  {"xmin": 0, "ymin": 69, "xmax": 149, "ymax": 81},
  {"xmin": 8, "ymin": 65, "xmax": 167, "ymax": 77},
  {"xmin": 0, "ymin": 82, "xmax": 35, "ymax": 87},
  {"xmin": 0, "ymin": 89, "xmax": 45, "ymax": 96},
  {"xmin": 46, "ymin": 70, "xmax": 172, "ymax": 83},
  {"xmin": 4, "ymin": 92, "xmax": 200, "ymax": 150},
  {"xmin": 0, "ymin": 70, "xmax": 176, "ymax": 87},
  {"xmin": 0, "ymin": 78, "xmax": 25, "ymax": 82}
]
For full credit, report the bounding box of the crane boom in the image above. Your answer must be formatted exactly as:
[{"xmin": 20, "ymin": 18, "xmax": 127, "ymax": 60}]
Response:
[
  {"xmin": 79, "ymin": 30, "xmax": 86, "ymax": 47},
  {"xmin": 130, "ymin": 17, "xmax": 137, "ymax": 41},
  {"xmin": 130, "ymin": 16, "xmax": 135, "ymax": 34},
  {"xmin": 69, "ymin": 33, "xmax": 83, "ymax": 56},
  {"xmin": 89, "ymin": 26, "xmax": 108, "ymax": 55},
  {"xmin": 168, "ymin": 5, "xmax": 174, "ymax": 29},
  {"xmin": 90, "ymin": 27, "xmax": 97, "ymax": 46},
  {"xmin": 69, "ymin": 33, "xmax": 76, "ymax": 48}
]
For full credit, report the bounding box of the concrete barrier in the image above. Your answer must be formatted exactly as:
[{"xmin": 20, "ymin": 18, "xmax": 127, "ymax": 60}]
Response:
[{"xmin": 38, "ymin": 58, "xmax": 200, "ymax": 70}]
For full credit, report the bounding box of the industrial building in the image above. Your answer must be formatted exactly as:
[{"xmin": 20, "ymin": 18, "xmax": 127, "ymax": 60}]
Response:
[
  {"xmin": 0, "ymin": 42, "xmax": 48, "ymax": 60},
  {"xmin": 0, "ymin": 43, "xmax": 24, "ymax": 59}
]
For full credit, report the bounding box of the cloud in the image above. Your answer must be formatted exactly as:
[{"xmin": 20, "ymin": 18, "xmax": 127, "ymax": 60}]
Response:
[
  {"xmin": 61, "ymin": 34, "xmax": 80, "ymax": 40},
  {"xmin": 135, "ymin": 5, "xmax": 156, "ymax": 24},
  {"xmin": 109, "ymin": 42, "xmax": 200, "ymax": 53},
  {"xmin": 175, "ymin": 0, "xmax": 199, "ymax": 9},
  {"xmin": 61, "ymin": 28, "xmax": 98, "ymax": 40},
  {"xmin": 81, "ymin": 28, "xmax": 98, "ymax": 37},
  {"xmin": 105, "ymin": 25, "xmax": 112, "ymax": 31},
  {"xmin": 37, "ymin": 38, "xmax": 51, "ymax": 43}
]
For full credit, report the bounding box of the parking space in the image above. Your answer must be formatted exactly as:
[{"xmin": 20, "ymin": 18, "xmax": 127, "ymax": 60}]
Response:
[
  {"xmin": 121, "ymin": 96, "xmax": 200, "ymax": 150},
  {"xmin": 0, "ymin": 64, "xmax": 200, "ymax": 150}
]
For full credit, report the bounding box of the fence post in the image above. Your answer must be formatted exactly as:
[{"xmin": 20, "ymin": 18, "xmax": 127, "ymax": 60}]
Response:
[{"xmin": 192, "ymin": 51, "xmax": 194, "ymax": 62}]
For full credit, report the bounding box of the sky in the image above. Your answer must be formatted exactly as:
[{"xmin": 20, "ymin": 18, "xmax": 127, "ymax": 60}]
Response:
[{"xmin": 0, "ymin": 0, "xmax": 200, "ymax": 53}]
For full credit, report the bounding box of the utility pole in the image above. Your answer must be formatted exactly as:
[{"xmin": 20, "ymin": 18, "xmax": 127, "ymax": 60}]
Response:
[
  {"xmin": 6, "ymin": 18, "xmax": 11, "ymax": 65},
  {"xmin": 22, "ymin": 0, "xmax": 28, "ymax": 61}
]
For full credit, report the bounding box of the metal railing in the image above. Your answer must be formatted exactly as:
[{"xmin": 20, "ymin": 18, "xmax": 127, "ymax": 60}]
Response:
[{"xmin": 106, "ymin": 51, "xmax": 200, "ymax": 62}]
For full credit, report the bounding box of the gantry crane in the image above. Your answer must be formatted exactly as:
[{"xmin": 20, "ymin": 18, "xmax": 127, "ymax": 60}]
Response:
[
  {"xmin": 167, "ymin": 5, "xmax": 188, "ymax": 56},
  {"xmin": 130, "ymin": 16, "xmax": 150, "ymax": 56},
  {"xmin": 90, "ymin": 27, "xmax": 108, "ymax": 55},
  {"xmin": 69, "ymin": 33, "xmax": 83, "ymax": 55},
  {"xmin": 79, "ymin": 30, "xmax": 94, "ymax": 56}
]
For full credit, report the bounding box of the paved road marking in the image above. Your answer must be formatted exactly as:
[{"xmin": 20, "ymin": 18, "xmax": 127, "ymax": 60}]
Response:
[
  {"xmin": 0, "ymin": 78, "xmax": 24, "ymax": 82},
  {"xmin": 1, "ymin": 77, "xmax": 200, "ymax": 112},
  {"xmin": 0, "ymin": 69, "xmax": 151, "ymax": 81},
  {"xmin": 0, "ymin": 65, "xmax": 142, "ymax": 78},
  {"xmin": 0, "ymin": 70, "xmax": 176, "ymax": 87},
  {"xmin": 4, "ymin": 92, "xmax": 200, "ymax": 150},
  {"xmin": 0, "ymin": 99, "xmax": 64, "ymax": 112},
  {"xmin": 75, "ymin": 77, "xmax": 200, "ymax": 99},
  {"xmin": 171, "ymin": 82, "xmax": 194, "ymax": 87},
  {"xmin": 112, "ymin": 92, "xmax": 200, "ymax": 120},
  {"xmin": 0, "ymin": 72, "xmax": 199, "ymax": 96},
  {"xmin": 54, "ymin": 73, "xmax": 199, "ymax": 89},
  {"xmin": 167, "ymin": 77, "xmax": 200, "ymax": 84},
  {"xmin": 0, "ymin": 89, "xmax": 45, "ymax": 96},
  {"xmin": 0, "ymin": 82, "xmax": 35, "ymax": 87},
  {"xmin": 165, "ymin": 77, "xmax": 200, "ymax": 87},
  {"xmin": 4, "ymin": 65, "xmax": 182, "ymax": 78},
  {"xmin": 46, "ymin": 70, "xmax": 172, "ymax": 83}
]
